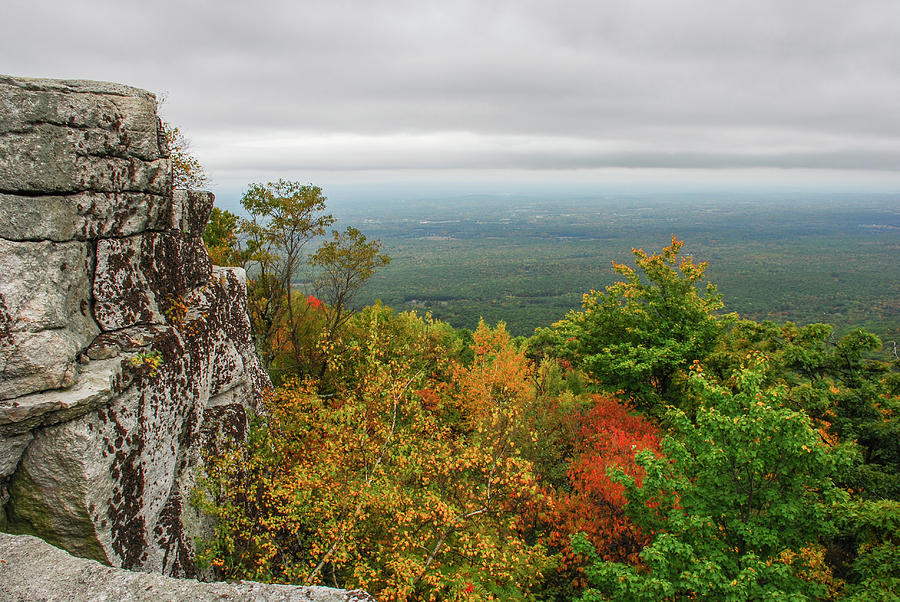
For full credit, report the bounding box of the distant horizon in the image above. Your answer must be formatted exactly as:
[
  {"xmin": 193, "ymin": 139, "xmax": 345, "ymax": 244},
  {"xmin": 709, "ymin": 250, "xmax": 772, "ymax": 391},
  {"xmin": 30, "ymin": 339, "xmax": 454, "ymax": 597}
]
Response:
[{"xmin": 206, "ymin": 176, "xmax": 900, "ymax": 216}]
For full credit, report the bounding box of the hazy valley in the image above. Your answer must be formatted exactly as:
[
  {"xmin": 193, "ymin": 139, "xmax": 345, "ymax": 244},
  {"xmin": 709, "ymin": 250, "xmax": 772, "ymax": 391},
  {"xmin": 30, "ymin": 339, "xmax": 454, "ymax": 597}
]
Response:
[{"xmin": 333, "ymin": 193, "xmax": 900, "ymax": 340}]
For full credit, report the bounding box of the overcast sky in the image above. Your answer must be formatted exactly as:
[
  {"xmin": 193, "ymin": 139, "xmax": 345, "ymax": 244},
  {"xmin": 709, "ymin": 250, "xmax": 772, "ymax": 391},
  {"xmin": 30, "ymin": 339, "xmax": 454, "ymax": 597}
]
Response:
[{"xmin": 3, "ymin": 0, "xmax": 900, "ymax": 205}]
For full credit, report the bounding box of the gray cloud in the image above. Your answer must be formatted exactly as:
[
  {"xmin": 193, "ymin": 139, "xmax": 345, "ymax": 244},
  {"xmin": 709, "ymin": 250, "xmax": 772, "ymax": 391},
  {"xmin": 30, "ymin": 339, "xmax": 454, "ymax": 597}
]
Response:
[{"xmin": 2, "ymin": 0, "xmax": 900, "ymax": 190}]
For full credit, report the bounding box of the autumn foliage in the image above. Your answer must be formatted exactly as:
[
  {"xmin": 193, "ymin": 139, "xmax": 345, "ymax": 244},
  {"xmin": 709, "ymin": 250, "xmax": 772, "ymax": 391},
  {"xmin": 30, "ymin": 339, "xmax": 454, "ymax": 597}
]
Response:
[
  {"xmin": 193, "ymin": 226, "xmax": 900, "ymax": 600},
  {"xmin": 553, "ymin": 395, "xmax": 661, "ymax": 567},
  {"xmin": 196, "ymin": 314, "xmax": 555, "ymax": 600}
]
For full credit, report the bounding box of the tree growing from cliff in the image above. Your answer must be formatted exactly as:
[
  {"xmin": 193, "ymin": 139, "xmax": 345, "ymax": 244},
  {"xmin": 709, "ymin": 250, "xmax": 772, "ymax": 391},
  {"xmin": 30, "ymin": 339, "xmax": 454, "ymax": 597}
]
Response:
[
  {"xmin": 234, "ymin": 182, "xmax": 391, "ymax": 383},
  {"xmin": 553, "ymin": 236, "xmax": 725, "ymax": 413},
  {"xmin": 203, "ymin": 207, "xmax": 243, "ymax": 266},
  {"xmin": 163, "ymin": 122, "xmax": 210, "ymax": 189}
]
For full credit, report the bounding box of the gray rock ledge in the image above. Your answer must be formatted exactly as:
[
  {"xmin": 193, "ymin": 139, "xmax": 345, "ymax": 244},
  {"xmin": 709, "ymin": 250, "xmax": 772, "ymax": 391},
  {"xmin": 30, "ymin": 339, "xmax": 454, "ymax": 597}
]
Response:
[{"xmin": 0, "ymin": 532, "xmax": 375, "ymax": 601}]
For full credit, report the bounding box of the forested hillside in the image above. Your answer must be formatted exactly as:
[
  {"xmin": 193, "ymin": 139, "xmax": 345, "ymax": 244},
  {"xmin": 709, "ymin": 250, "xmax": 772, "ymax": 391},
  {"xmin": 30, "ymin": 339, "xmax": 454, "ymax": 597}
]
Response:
[{"xmin": 196, "ymin": 185, "xmax": 899, "ymax": 600}]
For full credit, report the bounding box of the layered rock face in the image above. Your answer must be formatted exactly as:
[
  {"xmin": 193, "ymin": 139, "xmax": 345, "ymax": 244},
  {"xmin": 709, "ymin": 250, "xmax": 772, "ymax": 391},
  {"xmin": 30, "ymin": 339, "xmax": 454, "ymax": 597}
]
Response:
[{"xmin": 0, "ymin": 75, "xmax": 270, "ymax": 577}]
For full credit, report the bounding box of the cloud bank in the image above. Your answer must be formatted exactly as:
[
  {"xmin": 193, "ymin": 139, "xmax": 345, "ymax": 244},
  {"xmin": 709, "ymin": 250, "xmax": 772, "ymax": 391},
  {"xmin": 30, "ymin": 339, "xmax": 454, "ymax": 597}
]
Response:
[{"xmin": 3, "ymin": 0, "xmax": 900, "ymax": 193}]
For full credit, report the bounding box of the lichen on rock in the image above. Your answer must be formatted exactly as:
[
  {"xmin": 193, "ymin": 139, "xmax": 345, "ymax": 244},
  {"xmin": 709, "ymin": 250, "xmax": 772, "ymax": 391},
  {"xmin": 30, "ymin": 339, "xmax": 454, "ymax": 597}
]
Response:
[{"xmin": 0, "ymin": 74, "xmax": 271, "ymax": 579}]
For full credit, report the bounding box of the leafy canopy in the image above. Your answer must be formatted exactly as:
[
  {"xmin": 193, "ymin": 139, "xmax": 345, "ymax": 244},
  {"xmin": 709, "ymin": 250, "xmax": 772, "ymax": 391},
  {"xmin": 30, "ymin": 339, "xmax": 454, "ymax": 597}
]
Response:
[
  {"xmin": 310, "ymin": 226, "xmax": 391, "ymax": 348},
  {"xmin": 195, "ymin": 311, "xmax": 553, "ymax": 600},
  {"xmin": 238, "ymin": 180, "xmax": 335, "ymax": 377},
  {"xmin": 554, "ymin": 236, "xmax": 725, "ymax": 412},
  {"xmin": 574, "ymin": 356, "xmax": 853, "ymax": 601}
]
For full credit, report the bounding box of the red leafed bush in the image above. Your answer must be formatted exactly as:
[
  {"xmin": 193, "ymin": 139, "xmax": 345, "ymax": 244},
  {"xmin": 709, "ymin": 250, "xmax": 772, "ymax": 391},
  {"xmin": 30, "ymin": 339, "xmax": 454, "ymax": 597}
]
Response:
[
  {"xmin": 307, "ymin": 294, "xmax": 324, "ymax": 310},
  {"xmin": 553, "ymin": 394, "xmax": 661, "ymax": 567}
]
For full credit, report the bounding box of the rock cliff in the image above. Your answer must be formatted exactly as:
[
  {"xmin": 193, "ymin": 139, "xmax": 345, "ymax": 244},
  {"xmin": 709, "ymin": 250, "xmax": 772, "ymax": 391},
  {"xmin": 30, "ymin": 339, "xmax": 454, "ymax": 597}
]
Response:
[{"xmin": 0, "ymin": 75, "xmax": 270, "ymax": 577}]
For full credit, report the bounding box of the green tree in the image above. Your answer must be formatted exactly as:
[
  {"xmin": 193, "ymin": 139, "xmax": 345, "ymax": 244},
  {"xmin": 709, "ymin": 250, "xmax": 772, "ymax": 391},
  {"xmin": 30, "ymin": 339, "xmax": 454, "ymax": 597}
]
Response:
[
  {"xmin": 573, "ymin": 356, "xmax": 852, "ymax": 601},
  {"xmin": 203, "ymin": 207, "xmax": 243, "ymax": 267},
  {"xmin": 837, "ymin": 499, "xmax": 900, "ymax": 600},
  {"xmin": 710, "ymin": 320, "xmax": 900, "ymax": 502},
  {"xmin": 554, "ymin": 236, "xmax": 725, "ymax": 413},
  {"xmin": 708, "ymin": 320, "xmax": 900, "ymax": 594},
  {"xmin": 820, "ymin": 330, "xmax": 899, "ymax": 502},
  {"xmin": 310, "ymin": 226, "xmax": 391, "ymax": 341},
  {"xmin": 309, "ymin": 226, "xmax": 390, "ymax": 377},
  {"xmin": 238, "ymin": 180, "xmax": 335, "ymax": 374}
]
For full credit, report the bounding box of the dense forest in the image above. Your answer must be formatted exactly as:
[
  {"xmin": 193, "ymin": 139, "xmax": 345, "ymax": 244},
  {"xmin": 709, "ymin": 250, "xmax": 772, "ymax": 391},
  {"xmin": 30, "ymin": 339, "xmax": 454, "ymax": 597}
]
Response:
[
  {"xmin": 337, "ymin": 193, "xmax": 899, "ymax": 342},
  {"xmin": 195, "ymin": 181, "xmax": 899, "ymax": 601}
]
